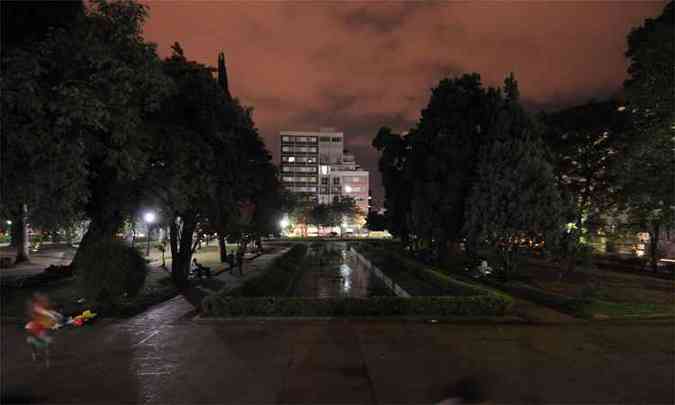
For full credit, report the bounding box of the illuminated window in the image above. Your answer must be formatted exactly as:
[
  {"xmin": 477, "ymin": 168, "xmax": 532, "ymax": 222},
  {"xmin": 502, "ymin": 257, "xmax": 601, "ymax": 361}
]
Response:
[
  {"xmin": 320, "ymin": 165, "xmax": 328, "ymax": 175},
  {"xmin": 288, "ymin": 156, "xmax": 295, "ymax": 162}
]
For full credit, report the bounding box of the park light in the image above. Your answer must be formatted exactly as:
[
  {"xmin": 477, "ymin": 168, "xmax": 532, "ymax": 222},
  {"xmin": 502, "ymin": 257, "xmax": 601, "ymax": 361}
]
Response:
[
  {"xmin": 279, "ymin": 216, "xmax": 289, "ymax": 229},
  {"xmin": 344, "ymin": 185, "xmax": 352, "ymax": 193},
  {"xmin": 5, "ymin": 220, "xmax": 12, "ymax": 225},
  {"xmin": 617, "ymin": 106, "xmax": 626, "ymax": 112},
  {"xmin": 143, "ymin": 211, "xmax": 157, "ymax": 257},
  {"xmin": 143, "ymin": 211, "xmax": 156, "ymax": 224}
]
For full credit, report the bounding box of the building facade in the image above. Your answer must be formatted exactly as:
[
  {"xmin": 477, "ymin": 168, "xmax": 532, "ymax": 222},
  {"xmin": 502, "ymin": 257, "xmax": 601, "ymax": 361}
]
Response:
[{"xmin": 280, "ymin": 128, "xmax": 370, "ymax": 221}]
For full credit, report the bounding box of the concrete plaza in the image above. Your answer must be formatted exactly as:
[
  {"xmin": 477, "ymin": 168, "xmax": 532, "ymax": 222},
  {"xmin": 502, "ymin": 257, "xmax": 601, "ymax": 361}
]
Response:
[{"xmin": 2, "ymin": 292, "xmax": 673, "ymax": 404}]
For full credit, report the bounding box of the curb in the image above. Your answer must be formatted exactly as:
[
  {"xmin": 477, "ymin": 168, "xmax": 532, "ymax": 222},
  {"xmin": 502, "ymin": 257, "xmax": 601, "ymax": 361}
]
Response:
[{"xmin": 192, "ymin": 314, "xmax": 528, "ymax": 323}]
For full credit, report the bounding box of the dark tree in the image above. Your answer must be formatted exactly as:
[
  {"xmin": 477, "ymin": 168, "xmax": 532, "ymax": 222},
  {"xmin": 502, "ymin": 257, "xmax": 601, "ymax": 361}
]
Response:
[
  {"xmin": 616, "ymin": 2, "xmax": 674, "ymax": 271},
  {"xmin": 365, "ymin": 211, "xmax": 387, "ymax": 231},
  {"xmin": 407, "ymin": 74, "xmax": 502, "ymax": 260},
  {"xmin": 372, "ymin": 127, "xmax": 411, "ymax": 244}
]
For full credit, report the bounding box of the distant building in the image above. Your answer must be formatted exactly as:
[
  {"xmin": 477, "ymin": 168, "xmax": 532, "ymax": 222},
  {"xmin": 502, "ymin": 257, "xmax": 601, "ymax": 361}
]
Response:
[{"xmin": 280, "ymin": 128, "xmax": 370, "ymax": 225}]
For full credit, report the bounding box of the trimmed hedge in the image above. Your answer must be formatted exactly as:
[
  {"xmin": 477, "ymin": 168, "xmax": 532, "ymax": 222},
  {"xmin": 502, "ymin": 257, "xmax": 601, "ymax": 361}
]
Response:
[
  {"xmin": 202, "ymin": 294, "xmax": 511, "ymax": 317},
  {"xmin": 357, "ymin": 246, "xmax": 507, "ymax": 298},
  {"xmin": 501, "ymin": 281, "xmax": 583, "ymax": 314},
  {"xmin": 229, "ymin": 244, "xmax": 308, "ymax": 297},
  {"xmin": 201, "ymin": 244, "xmax": 513, "ymax": 317}
]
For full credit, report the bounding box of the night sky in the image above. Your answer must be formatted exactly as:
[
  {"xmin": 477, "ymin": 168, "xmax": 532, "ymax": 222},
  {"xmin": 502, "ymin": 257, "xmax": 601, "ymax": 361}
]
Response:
[{"xmin": 142, "ymin": 1, "xmax": 664, "ymax": 206}]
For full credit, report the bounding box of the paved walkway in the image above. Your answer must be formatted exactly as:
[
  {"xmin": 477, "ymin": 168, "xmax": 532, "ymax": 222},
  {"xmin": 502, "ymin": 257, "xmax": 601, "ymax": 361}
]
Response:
[
  {"xmin": 3, "ymin": 307, "xmax": 673, "ymax": 404},
  {"xmin": 2, "ymin": 245, "xmax": 673, "ymax": 404},
  {"xmin": 0, "ymin": 244, "xmax": 76, "ymax": 281},
  {"xmin": 188, "ymin": 246, "xmax": 290, "ymax": 300}
]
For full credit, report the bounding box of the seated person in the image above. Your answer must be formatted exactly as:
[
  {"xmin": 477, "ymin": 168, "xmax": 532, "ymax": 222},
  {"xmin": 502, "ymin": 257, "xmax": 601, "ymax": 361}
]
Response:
[{"xmin": 191, "ymin": 258, "xmax": 212, "ymax": 279}]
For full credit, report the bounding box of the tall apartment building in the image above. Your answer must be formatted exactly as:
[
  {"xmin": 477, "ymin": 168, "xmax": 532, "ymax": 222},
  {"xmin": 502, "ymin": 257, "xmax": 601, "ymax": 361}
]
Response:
[{"xmin": 279, "ymin": 128, "xmax": 370, "ymax": 218}]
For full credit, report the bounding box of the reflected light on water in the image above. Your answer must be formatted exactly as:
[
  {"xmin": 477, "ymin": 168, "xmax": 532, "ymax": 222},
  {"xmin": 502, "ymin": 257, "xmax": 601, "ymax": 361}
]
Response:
[{"xmin": 339, "ymin": 264, "xmax": 352, "ymax": 293}]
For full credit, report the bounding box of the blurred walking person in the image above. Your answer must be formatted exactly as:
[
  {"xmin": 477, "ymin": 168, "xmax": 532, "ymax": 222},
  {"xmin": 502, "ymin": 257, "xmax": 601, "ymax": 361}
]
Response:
[{"xmin": 25, "ymin": 293, "xmax": 62, "ymax": 368}]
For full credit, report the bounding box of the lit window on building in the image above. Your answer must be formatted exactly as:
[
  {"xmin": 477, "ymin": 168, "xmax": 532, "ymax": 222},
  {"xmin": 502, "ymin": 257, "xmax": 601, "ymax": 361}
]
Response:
[{"xmin": 288, "ymin": 156, "xmax": 295, "ymax": 162}]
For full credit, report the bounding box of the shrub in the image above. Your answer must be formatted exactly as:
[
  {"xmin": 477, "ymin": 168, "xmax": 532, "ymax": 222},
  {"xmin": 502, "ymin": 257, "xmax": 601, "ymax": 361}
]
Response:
[
  {"xmin": 231, "ymin": 244, "xmax": 308, "ymax": 297},
  {"xmin": 77, "ymin": 239, "xmax": 148, "ymax": 307},
  {"xmin": 44, "ymin": 264, "xmax": 74, "ymax": 277},
  {"xmin": 201, "ymin": 295, "xmax": 512, "ymax": 317},
  {"xmin": 359, "ymin": 246, "xmax": 508, "ymax": 297},
  {"xmin": 506, "ymin": 281, "xmax": 581, "ymax": 312}
]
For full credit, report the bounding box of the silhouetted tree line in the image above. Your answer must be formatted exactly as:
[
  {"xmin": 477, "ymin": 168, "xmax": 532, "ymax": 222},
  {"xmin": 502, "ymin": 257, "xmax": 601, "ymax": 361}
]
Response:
[
  {"xmin": 1, "ymin": 0, "xmax": 290, "ymax": 288},
  {"xmin": 373, "ymin": 2, "xmax": 673, "ymax": 276}
]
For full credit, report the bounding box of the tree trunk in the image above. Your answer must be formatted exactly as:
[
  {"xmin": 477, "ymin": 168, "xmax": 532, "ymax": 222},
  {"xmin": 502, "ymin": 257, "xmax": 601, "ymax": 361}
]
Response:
[
  {"xmin": 649, "ymin": 224, "xmax": 660, "ymax": 273},
  {"xmin": 218, "ymin": 234, "xmax": 227, "ymax": 263},
  {"xmin": 14, "ymin": 204, "xmax": 29, "ymax": 264},
  {"xmin": 9, "ymin": 223, "xmax": 17, "ymax": 247},
  {"xmin": 169, "ymin": 214, "xmax": 196, "ymax": 289},
  {"xmin": 237, "ymin": 238, "xmax": 246, "ymax": 276}
]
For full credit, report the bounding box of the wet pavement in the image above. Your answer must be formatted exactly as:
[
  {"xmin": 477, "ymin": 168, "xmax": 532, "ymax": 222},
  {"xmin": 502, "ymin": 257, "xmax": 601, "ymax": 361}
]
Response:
[
  {"xmin": 2, "ymin": 293, "xmax": 674, "ymax": 404},
  {"xmin": 2, "ymin": 245, "xmax": 674, "ymax": 404}
]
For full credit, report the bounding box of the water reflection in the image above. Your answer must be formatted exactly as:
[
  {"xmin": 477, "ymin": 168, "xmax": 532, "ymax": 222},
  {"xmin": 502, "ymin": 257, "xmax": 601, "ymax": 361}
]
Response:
[{"xmin": 292, "ymin": 242, "xmax": 391, "ymax": 298}]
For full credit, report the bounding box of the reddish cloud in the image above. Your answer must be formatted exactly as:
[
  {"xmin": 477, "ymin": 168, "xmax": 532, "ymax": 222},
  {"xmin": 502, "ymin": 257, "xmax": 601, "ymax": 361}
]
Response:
[{"xmin": 142, "ymin": 1, "xmax": 664, "ymax": 205}]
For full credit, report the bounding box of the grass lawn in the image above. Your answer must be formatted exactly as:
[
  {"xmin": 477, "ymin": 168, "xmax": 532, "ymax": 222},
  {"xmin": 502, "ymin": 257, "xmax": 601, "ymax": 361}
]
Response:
[
  {"xmin": 1, "ymin": 243, "xmax": 284, "ymax": 320},
  {"xmin": 514, "ymin": 257, "xmax": 675, "ymax": 318},
  {"xmin": 366, "ymin": 241, "xmax": 675, "ymax": 319},
  {"xmin": 1, "ymin": 266, "xmax": 177, "ymax": 320},
  {"xmin": 580, "ymin": 300, "xmax": 675, "ymax": 318}
]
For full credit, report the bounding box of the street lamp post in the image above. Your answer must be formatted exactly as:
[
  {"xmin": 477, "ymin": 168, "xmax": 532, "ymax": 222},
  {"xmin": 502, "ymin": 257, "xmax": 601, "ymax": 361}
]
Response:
[{"xmin": 143, "ymin": 211, "xmax": 156, "ymax": 257}]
